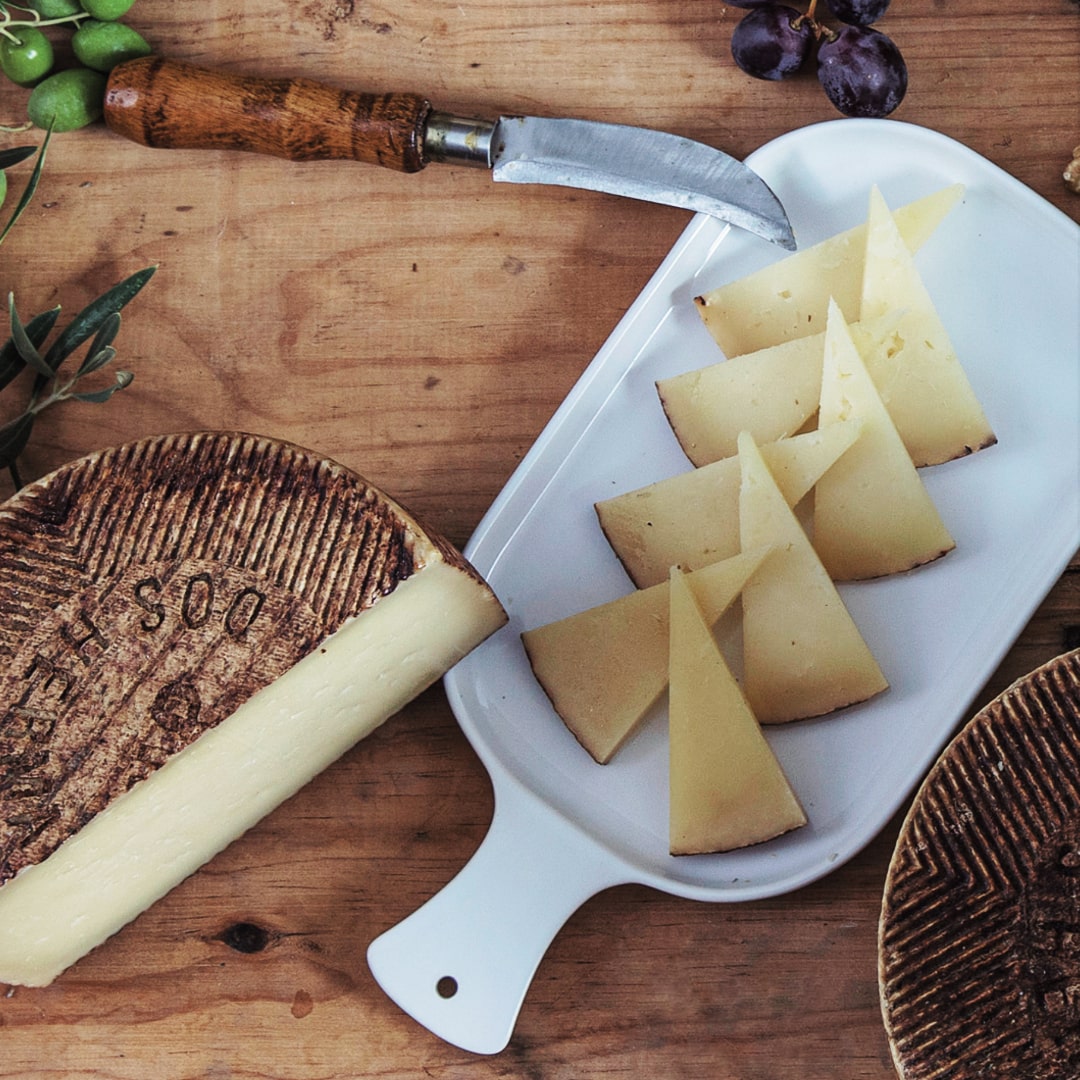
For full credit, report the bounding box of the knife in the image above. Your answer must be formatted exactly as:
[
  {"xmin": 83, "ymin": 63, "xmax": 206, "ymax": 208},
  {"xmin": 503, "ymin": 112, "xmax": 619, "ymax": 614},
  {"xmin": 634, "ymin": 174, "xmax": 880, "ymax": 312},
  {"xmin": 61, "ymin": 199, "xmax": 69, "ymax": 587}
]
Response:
[{"xmin": 102, "ymin": 57, "xmax": 795, "ymax": 250}]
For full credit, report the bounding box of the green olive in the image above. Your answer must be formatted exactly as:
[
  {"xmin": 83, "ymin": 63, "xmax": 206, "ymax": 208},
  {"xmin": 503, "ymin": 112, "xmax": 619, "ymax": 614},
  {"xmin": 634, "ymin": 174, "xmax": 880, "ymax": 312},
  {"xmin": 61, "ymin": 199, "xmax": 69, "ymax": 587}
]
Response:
[
  {"xmin": 78, "ymin": 0, "xmax": 137, "ymax": 20},
  {"xmin": 72, "ymin": 19, "xmax": 151, "ymax": 72},
  {"xmin": 0, "ymin": 27, "xmax": 55, "ymax": 88},
  {"xmin": 27, "ymin": 67, "xmax": 107, "ymax": 132},
  {"xmin": 25, "ymin": 0, "xmax": 83, "ymax": 16}
]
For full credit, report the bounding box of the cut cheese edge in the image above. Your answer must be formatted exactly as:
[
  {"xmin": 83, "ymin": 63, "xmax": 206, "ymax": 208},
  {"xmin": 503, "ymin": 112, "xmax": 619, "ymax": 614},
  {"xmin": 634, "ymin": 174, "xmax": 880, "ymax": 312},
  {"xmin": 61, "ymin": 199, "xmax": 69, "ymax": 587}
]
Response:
[
  {"xmin": 521, "ymin": 548, "xmax": 768, "ymax": 764},
  {"xmin": 693, "ymin": 184, "xmax": 964, "ymax": 358},
  {"xmin": 0, "ymin": 432, "xmax": 507, "ymax": 986},
  {"xmin": 814, "ymin": 300, "xmax": 956, "ymax": 581},
  {"xmin": 738, "ymin": 431, "xmax": 888, "ymax": 724},
  {"xmin": 595, "ymin": 422, "xmax": 862, "ymax": 589},
  {"xmin": 668, "ymin": 567, "xmax": 806, "ymax": 856},
  {"xmin": 657, "ymin": 332, "xmax": 824, "ymax": 467},
  {"xmin": 857, "ymin": 187, "xmax": 996, "ymax": 466}
]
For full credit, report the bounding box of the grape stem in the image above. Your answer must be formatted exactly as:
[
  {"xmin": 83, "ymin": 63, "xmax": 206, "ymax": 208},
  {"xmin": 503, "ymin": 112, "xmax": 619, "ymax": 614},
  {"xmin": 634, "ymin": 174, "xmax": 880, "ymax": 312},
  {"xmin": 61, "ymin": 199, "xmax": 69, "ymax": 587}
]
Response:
[
  {"xmin": 0, "ymin": 5, "xmax": 91, "ymax": 44},
  {"xmin": 791, "ymin": 0, "xmax": 838, "ymax": 43}
]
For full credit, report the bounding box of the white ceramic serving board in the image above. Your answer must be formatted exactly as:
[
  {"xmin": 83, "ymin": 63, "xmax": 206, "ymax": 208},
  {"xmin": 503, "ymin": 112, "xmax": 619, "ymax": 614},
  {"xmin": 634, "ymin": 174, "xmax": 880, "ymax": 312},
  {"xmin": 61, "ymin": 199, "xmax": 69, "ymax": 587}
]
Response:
[{"xmin": 369, "ymin": 119, "xmax": 1080, "ymax": 1054}]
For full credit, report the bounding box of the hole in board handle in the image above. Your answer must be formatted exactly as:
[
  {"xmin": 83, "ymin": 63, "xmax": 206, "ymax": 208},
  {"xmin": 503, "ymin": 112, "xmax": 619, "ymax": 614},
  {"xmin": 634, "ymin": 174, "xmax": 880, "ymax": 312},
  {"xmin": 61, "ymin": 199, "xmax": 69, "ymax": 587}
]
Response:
[{"xmin": 436, "ymin": 975, "xmax": 458, "ymax": 999}]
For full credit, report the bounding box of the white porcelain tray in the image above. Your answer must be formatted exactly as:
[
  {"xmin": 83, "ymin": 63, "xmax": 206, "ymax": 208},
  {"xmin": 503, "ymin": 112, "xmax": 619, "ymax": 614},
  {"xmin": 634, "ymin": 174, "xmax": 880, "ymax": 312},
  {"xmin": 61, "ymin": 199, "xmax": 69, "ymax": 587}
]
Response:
[{"xmin": 368, "ymin": 119, "xmax": 1080, "ymax": 1054}]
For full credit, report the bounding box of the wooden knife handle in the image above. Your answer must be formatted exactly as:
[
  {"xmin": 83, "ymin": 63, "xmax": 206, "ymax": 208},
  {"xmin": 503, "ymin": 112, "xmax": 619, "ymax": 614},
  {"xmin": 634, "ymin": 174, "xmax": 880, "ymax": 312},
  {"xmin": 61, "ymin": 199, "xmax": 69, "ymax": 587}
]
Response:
[{"xmin": 104, "ymin": 56, "xmax": 433, "ymax": 173}]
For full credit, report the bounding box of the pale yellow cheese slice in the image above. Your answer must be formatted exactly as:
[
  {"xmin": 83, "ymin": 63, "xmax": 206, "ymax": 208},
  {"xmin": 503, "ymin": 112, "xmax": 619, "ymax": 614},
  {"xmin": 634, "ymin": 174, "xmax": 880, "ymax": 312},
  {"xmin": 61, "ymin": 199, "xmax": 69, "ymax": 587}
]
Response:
[
  {"xmin": 657, "ymin": 332, "xmax": 824, "ymax": 467},
  {"xmin": 668, "ymin": 567, "xmax": 806, "ymax": 856},
  {"xmin": 856, "ymin": 187, "xmax": 996, "ymax": 467},
  {"xmin": 694, "ymin": 184, "xmax": 964, "ymax": 358},
  {"xmin": 521, "ymin": 548, "xmax": 768, "ymax": 764},
  {"xmin": 595, "ymin": 421, "xmax": 862, "ymax": 588},
  {"xmin": 738, "ymin": 431, "xmax": 888, "ymax": 724},
  {"xmin": 814, "ymin": 300, "xmax": 955, "ymax": 581}
]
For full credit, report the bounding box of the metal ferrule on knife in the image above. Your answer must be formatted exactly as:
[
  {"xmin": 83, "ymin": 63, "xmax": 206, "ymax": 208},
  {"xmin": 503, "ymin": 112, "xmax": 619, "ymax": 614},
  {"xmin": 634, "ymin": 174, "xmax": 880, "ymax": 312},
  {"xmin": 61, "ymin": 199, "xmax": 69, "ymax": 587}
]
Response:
[{"xmin": 423, "ymin": 114, "xmax": 497, "ymax": 169}]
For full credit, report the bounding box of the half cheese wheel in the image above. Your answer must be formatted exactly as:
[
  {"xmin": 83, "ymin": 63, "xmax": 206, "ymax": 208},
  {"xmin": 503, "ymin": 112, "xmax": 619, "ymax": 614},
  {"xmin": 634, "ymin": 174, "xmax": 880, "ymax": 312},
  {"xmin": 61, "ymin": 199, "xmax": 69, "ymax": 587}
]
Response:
[{"xmin": 0, "ymin": 432, "xmax": 506, "ymax": 986}]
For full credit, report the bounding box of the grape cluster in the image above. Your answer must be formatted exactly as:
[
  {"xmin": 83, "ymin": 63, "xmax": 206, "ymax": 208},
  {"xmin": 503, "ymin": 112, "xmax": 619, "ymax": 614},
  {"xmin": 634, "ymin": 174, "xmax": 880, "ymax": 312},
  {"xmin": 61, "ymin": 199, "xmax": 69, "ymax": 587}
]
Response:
[
  {"xmin": 0, "ymin": 1, "xmax": 150, "ymax": 131},
  {"xmin": 728, "ymin": 0, "xmax": 907, "ymax": 118}
]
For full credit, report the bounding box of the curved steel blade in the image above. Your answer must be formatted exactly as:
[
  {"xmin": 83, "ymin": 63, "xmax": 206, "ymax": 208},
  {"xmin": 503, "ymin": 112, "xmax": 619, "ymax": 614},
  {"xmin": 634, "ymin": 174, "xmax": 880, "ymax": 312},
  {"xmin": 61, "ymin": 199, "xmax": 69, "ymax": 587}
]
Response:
[{"xmin": 491, "ymin": 115, "xmax": 795, "ymax": 249}]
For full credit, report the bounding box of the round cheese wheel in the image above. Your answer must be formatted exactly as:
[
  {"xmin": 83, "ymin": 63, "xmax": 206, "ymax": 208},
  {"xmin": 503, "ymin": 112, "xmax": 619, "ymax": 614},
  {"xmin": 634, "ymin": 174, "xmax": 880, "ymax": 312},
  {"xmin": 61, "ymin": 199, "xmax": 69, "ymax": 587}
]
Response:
[{"xmin": 880, "ymin": 647, "xmax": 1080, "ymax": 1079}]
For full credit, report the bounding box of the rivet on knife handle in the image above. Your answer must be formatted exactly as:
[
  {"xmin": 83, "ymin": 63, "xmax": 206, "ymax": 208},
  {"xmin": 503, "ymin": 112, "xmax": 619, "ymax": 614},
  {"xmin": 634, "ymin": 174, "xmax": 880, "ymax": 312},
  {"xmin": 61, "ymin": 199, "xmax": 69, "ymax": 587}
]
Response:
[{"xmin": 103, "ymin": 56, "xmax": 433, "ymax": 172}]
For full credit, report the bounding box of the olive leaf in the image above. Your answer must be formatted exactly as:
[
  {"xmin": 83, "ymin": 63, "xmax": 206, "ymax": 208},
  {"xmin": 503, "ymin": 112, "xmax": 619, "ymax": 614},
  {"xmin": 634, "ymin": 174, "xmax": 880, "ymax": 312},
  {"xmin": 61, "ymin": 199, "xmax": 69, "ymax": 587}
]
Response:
[
  {"xmin": 76, "ymin": 344, "xmax": 116, "ymax": 378},
  {"xmin": 8, "ymin": 293, "xmax": 56, "ymax": 378},
  {"xmin": 41, "ymin": 265, "xmax": 156, "ymax": 374},
  {"xmin": 0, "ymin": 304, "xmax": 58, "ymax": 391},
  {"xmin": 0, "ymin": 146, "xmax": 37, "ymax": 171},
  {"xmin": 76, "ymin": 310, "xmax": 121, "ymax": 375},
  {"xmin": 0, "ymin": 130, "xmax": 49, "ymax": 247},
  {"xmin": 0, "ymin": 412, "xmax": 34, "ymax": 470},
  {"xmin": 71, "ymin": 369, "xmax": 133, "ymax": 403}
]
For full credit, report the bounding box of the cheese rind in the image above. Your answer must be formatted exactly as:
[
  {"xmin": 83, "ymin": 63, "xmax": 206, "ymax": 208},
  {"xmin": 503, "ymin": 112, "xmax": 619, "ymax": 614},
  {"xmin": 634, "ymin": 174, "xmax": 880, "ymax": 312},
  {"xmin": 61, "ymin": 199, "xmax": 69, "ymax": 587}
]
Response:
[
  {"xmin": 694, "ymin": 185, "xmax": 964, "ymax": 358},
  {"xmin": 668, "ymin": 568, "xmax": 806, "ymax": 856}
]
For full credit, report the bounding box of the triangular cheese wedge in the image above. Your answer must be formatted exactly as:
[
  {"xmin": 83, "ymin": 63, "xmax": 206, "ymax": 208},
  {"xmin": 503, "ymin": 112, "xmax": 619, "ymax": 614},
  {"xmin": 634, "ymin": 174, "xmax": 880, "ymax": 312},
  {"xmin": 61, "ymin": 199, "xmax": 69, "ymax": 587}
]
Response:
[
  {"xmin": 814, "ymin": 300, "xmax": 956, "ymax": 581},
  {"xmin": 596, "ymin": 421, "xmax": 862, "ymax": 588},
  {"xmin": 668, "ymin": 567, "xmax": 806, "ymax": 855},
  {"xmin": 657, "ymin": 333, "xmax": 824, "ymax": 466},
  {"xmin": 522, "ymin": 548, "xmax": 769, "ymax": 763},
  {"xmin": 857, "ymin": 187, "xmax": 996, "ymax": 466},
  {"xmin": 694, "ymin": 185, "xmax": 964, "ymax": 358},
  {"xmin": 738, "ymin": 431, "xmax": 888, "ymax": 724}
]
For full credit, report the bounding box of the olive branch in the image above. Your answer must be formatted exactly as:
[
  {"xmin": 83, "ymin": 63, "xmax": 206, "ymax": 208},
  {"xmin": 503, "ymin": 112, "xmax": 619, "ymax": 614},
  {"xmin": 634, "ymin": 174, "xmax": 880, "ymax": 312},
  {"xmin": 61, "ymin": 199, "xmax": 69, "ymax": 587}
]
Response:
[
  {"xmin": 0, "ymin": 130, "xmax": 155, "ymax": 488},
  {"xmin": 0, "ymin": 2, "xmax": 92, "ymax": 42}
]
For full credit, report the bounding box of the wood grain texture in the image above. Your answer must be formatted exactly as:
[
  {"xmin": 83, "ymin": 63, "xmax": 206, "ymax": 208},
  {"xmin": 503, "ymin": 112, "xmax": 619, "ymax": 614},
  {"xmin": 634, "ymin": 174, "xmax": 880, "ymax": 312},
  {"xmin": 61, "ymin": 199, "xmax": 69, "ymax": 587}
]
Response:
[
  {"xmin": 0, "ymin": 0, "xmax": 1076, "ymax": 1075},
  {"xmin": 104, "ymin": 57, "xmax": 433, "ymax": 170}
]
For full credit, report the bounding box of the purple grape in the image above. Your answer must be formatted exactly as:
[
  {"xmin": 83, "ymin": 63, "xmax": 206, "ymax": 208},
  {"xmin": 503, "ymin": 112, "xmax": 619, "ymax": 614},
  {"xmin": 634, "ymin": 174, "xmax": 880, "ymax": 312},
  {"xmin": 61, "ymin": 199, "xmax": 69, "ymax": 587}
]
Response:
[
  {"xmin": 816, "ymin": 26, "xmax": 907, "ymax": 117},
  {"xmin": 824, "ymin": 0, "xmax": 892, "ymax": 25},
  {"xmin": 730, "ymin": 5, "xmax": 815, "ymax": 81}
]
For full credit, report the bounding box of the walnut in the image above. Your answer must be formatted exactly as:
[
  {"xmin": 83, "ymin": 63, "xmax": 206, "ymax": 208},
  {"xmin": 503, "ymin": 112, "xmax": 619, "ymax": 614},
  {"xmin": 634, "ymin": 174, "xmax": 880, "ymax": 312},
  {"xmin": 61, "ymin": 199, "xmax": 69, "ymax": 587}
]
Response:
[{"xmin": 1065, "ymin": 145, "xmax": 1080, "ymax": 195}]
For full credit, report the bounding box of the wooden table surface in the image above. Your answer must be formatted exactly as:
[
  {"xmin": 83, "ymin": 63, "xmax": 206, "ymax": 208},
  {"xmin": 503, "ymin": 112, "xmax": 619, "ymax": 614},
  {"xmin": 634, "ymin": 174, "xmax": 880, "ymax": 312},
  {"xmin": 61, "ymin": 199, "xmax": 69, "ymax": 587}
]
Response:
[{"xmin": 0, "ymin": 1, "xmax": 1077, "ymax": 1076}]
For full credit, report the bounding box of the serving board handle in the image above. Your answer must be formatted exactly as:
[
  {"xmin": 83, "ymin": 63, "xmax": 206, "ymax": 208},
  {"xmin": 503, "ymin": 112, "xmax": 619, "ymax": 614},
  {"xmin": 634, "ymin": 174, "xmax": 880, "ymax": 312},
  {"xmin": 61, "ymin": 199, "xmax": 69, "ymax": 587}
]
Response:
[{"xmin": 366, "ymin": 773, "xmax": 629, "ymax": 1054}]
